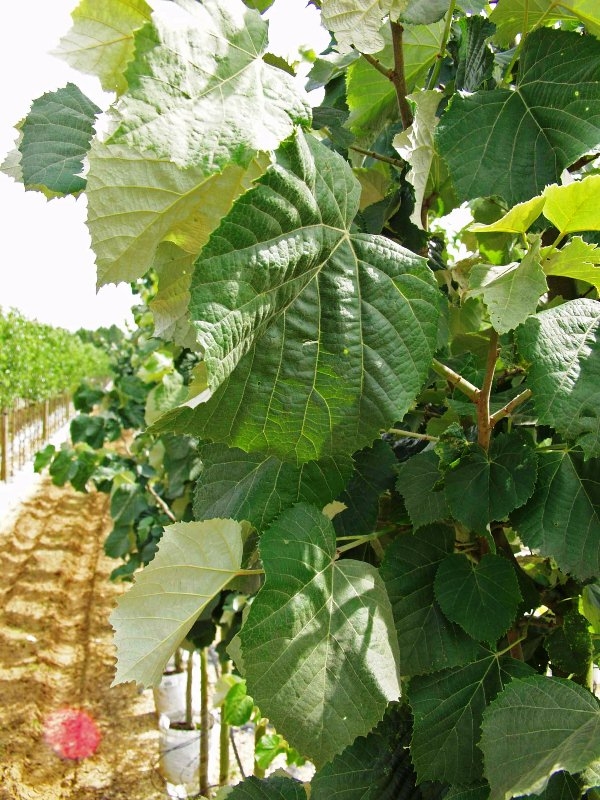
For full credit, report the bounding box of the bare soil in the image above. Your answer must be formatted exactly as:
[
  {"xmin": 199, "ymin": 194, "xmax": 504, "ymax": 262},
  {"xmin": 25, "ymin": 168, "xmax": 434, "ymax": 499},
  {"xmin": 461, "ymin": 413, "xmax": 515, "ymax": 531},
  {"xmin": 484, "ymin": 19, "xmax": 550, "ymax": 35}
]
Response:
[{"xmin": 0, "ymin": 477, "xmax": 167, "ymax": 800}]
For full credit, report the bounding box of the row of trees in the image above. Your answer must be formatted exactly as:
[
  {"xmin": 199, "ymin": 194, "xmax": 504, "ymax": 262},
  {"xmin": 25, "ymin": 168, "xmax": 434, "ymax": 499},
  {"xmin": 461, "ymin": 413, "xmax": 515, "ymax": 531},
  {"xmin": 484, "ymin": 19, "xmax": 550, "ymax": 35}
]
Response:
[{"xmin": 7, "ymin": 0, "xmax": 600, "ymax": 797}]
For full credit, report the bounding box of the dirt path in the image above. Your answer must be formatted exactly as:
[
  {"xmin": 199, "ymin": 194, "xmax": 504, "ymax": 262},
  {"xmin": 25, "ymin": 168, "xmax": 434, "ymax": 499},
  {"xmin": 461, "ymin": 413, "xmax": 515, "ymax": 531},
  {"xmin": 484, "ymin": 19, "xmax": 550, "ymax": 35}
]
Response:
[{"xmin": 0, "ymin": 477, "xmax": 167, "ymax": 800}]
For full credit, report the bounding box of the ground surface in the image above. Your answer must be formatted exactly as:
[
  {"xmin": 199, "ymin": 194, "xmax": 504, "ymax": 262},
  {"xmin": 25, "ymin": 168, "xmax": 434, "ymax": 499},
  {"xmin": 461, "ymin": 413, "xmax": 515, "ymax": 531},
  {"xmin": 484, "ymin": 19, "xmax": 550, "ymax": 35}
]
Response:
[{"xmin": 0, "ymin": 477, "xmax": 167, "ymax": 800}]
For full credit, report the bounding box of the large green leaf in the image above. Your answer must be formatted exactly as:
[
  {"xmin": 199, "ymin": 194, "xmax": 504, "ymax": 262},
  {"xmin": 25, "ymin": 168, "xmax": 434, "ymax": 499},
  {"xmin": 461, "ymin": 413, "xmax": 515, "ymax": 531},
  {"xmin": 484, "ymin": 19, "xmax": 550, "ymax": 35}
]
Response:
[
  {"xmin": 86, "ymin": 141, "xmax": 264, "ymax": 286},
  {"xmin": 381, "ymin": 526, "xmax": 479, "ymax": 676},
  {"xmin": 543, "ymin": 237, "xmax": 600, "ymax": 293},
  {"xmin": 110, "ymin": 518, "xmax": 244, "ymax": 686},
  {"xmin": 516, "ymin": 298, "xmax": 600, "ymax": 459},
  {"xmin": 511, "ymin": 449, "xmax": 600, "ymax": 581},
  {"xmin": 54, "ymin": 0, "xmax": 151, "ymax": 94},
  {"xmin": 193, "ymin": 443, "xmax": 352, "ymax": 530},
  {"xmin": 480, "ymin": 676, "xmax": 600, "ymax": 800},
  {"xmin": 152, "ymin": 131, "xmax": 442, "ymax": 463},
  {"xmin": 239, "ymin": 503, "xmax": 401, "ymax": 767},
  {"xmin": 227, "ymin": 776, "xmax": 307, "ymax": 800},
  {"xmin": 346, "ymin": 22, "xmax": 445, "ymax": 145},
  {"xmin": 311, "ymin": 704, "xmax": 419, "ymax": 800},
  {"xmin": 16, "ymin": 84, "xmax": 100, "ymax": 197},
  {"xmin": 489, "ymin": 0, "xmax": 599, "ymax": 46},
  {"xmin": 434, "ymin": 553, "xmax": 522, "ymax": 643},
  {"xmin": 444, "ymin": 432, "xmax": 538, "ymax": 533},
  {"xmin": 108, "ymin": 0, "xmax": 310, "ymax": 169},
  {"xmin": 542, "ymin": 175, "xmax": 600, "ymax": 235},
  {"xmin": 467, "ymin": 242, "xmax": 547, "ymax": 334},
  {"xmin": 408, "ymin": 649, "xmax": 533, "ymax": 785},
  {"xmin": 436, "ymin": 29, "xmax": 600, "ymax": 205},
  {"xmin": 320, "ymin": 0, "xmax": 409, "ymax": 53},
  {"xmin": 396, "ymin": 450, "xmax": 450, "ymax": 530}
]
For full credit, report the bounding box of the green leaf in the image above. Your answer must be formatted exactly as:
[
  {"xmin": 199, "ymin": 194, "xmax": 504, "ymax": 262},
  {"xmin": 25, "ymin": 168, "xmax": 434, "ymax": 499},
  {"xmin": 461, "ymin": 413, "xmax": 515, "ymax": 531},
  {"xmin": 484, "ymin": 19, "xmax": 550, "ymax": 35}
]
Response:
[
  {"xmin": 455, "ymin": 16, "xmax": 495, "ymax": 93},
  {"xmin": 18, "ymin": 84, "xmax": 100, "ymax": 197},
  {"xmin": 193, "ymin": 443, "xmax": 352, "ymax": 530},
  {"xmin": 110, "ymin": 483, "xmax": 149, "ymax": 526},
  {"xmin": 444, "ymin": 786, "xmax": 489, "ymax": 800},
  {"xmin": 400, "ymin": 0, "xmax": 450, "ymax": 24},
  {"xmin": 467, "ymin": 242, "xmax": 547, "ymax": 334},
  {"xmin": 104, "ymin": 523, "xmax": 133, "ymax": 559},
  {"xmin": 53, "ymin": 0, "xmax": 151, "ymax": 94},
  {"xmin": 239, "ymin": 503, "xmax": 401, "ymax": 767},
  {"xmin": 346, "ymin": 22, "xmax": 445, "ymax": 145},
  {"xmin": 512, "ymin": 449, "xmax": 600, "ymax": 581},
  {"xmin": 87, "ymin": 141, "xmax": 265, "ymax": 287},
  {"xmin": 153, "ymin": 131, "xmax": 442, "ymax": 463},
  {"xmin": 543, "ymin": 175, "xmax": 600, "ymax": 235},
  {"xmin": 393, "ymin": 90, "xmax": 443, "ymax": 229},
  {"xmin": 381, "ymin": 526, "xmax": 479, "ymax": 676},
  {"xmin": 396, "ymin": 449, "xmax": 450, "ymax": 530},
  {"xmin": 480, "ymin": 675, "xmax": 600, "ymax": 800},
  {"xmin": 320, "ymin": 0, "xmax": 410, "ymax": 53},
  {"xmin": 489, "ymin": 0, "xmax": 598, "ymax": 47},
  {"xmin": 223, "ymin": 681, "xmax": 255, "ymax": 726},
  {"xmin": 444, "ymin": 432, "xmax": 538, "ymax": 533},
  {"xmin": 545, "ymin": 610, "xmax": 593, "ymax": 676},
  {"xmin": 145, "ymin": 373, "xmax": 188, "ymax": 426},
  {"xmin": 516, "ymin": 298, "xmax": 600, "ymax": 459},
  {"xmin": 227, "ymin": 776, "xmax": 307, "ymax": 800},
  {"xmin": 436, "ymin": 29, "xmax": 600, "ymax": 205},
  {"xmin": 543, "ymin": 236, "xmax": 600, "ymax": 292},
  {"xmin": 148, "ymin": 244, "xmax": 197, "ymax": 349},
  {"xmin": 311, "ymin": 704, "xmax": 418, "ymax": 800},
  {"xmin": 110, "ymin": 518, "xmax": 244, "ymax": 686},
  {"xmin": 408, "ymin": 649, "xmax": 533, "ymax": 785},
  {"xmin": 434, "ymin": 553, "xmax": 522, "ymax": 643},
  {"xmin": 333, "ymin": 440, "xmax": 398, "ymax": 537},
  {"xmin": 469, "ymin": 196, "xmax": 546, "ymax": 234},
  {"xmin": 108, "ymin": 0, "xmax": 310, "ymax": 169}
]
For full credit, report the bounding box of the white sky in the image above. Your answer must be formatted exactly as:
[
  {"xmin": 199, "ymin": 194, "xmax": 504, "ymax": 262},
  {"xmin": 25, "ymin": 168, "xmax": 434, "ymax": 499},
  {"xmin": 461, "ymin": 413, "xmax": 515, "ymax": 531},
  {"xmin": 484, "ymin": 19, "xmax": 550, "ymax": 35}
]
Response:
[{"xmin": 0, "ymin": 0, "xmax": 329, "ymax": 333}]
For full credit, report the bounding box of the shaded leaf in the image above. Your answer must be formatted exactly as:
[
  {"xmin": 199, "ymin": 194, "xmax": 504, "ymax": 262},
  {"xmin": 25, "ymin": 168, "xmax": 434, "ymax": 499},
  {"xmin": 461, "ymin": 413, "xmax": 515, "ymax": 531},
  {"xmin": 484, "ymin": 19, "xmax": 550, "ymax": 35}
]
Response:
[
  {"xmin": 239, "ymin": 503, "xmax": 401, "ymax": 767},
  {"xmin": 480, "ymin": 675, "xmax": 600, "ymax": 800},
  {"xmin": 396, "ymin": 449, "xmax": 450, "ymax": 530},
  {"xmin": 18, "ymin": 84, "xmax": 100, "ymax": 197},
  {"xmin": 153, "ymin": 131, "xmax": 442, "ymax": 464},
  {"xmin": 545, "ymin": 610, "xmax": 593, "ymax": 676},
  {"xmin": 193, "ymin": 443, "xmax": 352, "ymax": 530},
  {"xmin": 381, "ymin": 526, "xmax": 479, "ymax": 676},
  {"xmin": 455, "ymin": 16, "xmax": 495, "ymax": 93},
  {"xmin": 543, "ymin": 237, "xmax": 600, "ymax": 293},
  {"xmin": 54, "ymin": 0, "xmax": 151, "ymax": 94},
  {"xmin": 444, "ymin": 432, "xmax": 538, "ymax": 533},
  {"xmin": 409, "ymin": 649, "xmax": 533, "ymax": 785},
  {"xmin": 434, "ymin": 553, "xmax": 522, "ymax": 643},
  {"xmin": 149, "ymin": 244, "xmax": 196, "ymax": 349},
  {"xmin": 111, "ymin": 518, "xmax": 244, "ymax": 686},
  {"xmin": 512, "ymin": 449, "xmax": 600, "ymax": 581},
  {"xmin": 227, "ymin": 775, "xmax": 307, "ymax": 800},
  {"xmin": 437, "ymin": 29, "xmax": 600, "ymax": 205},
  {"xmin": 516, "ymin": 298, "xmax": 600, "ymax": 459}
]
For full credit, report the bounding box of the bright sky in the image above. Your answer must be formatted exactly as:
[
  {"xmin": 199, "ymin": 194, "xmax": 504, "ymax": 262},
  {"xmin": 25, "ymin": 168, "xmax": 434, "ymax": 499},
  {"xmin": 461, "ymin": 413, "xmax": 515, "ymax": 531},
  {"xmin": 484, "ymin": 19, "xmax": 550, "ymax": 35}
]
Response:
[{"xmin": 0, "ymin": 0, "xmax": 329, "ymax": 333}]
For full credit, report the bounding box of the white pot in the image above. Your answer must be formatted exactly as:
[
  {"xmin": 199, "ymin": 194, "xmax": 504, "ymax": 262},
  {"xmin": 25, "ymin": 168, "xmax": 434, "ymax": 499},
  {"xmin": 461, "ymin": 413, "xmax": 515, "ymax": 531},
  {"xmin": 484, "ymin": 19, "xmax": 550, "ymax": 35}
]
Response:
[
  {"xmin": 158, "ymin": 719, "xmax": 201, "ymax": 794},
  {"xmin": 153, "ymin": 670, "xmax": 187, "ymax": 723}
]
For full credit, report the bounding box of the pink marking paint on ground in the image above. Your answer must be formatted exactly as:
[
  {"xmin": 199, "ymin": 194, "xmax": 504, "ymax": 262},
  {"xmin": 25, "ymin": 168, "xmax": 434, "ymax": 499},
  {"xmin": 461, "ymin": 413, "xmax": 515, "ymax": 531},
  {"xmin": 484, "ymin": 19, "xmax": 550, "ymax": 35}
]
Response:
[{"xmin": 43, "ymin": 708, "xmax": 101, "ymax": 760}]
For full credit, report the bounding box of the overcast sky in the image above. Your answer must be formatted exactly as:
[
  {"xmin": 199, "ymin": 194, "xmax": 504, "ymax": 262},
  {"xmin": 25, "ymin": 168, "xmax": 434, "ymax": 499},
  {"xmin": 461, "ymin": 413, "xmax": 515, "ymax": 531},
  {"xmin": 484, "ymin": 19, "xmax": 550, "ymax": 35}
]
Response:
[{"xmin": 0, "ymin": 0, "xmax": 328, "ymax": 332}]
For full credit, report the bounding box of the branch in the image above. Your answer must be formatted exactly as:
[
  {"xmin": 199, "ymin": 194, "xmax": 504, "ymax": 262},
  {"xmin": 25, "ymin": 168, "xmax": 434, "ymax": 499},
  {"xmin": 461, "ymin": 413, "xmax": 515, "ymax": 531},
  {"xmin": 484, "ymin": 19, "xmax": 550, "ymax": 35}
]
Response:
[
  {"xmin": 387, "ymin": 427, "xmax": 438, "ymax": 442},
  {"xmin": 431, "ymin": 358, "xmax": 479, "ymax": 401},
  {"xmin": 477, "ymin": 330, "xmax": 499, "ymax": 450},
  {"xmin": 147, "ymin": 482, "xmax": 176, "ymax": 522},
  {"xmin": 361, "ymin": 52, "xmax": 394, "ymax": 80},
  {"xmin": 426, "ymin": 0, "xmax": 458, "ymax": 90},
  {"xmin": 349, "ymin": 145, "xmax": 405, "ymax": 169},
  {"xmin": 489, "ymin": 389, "xmax": 533, "ymax": 427},
  {"xmin": 390, "ymin": 21, "xmax": 413, "ymax": 129}
]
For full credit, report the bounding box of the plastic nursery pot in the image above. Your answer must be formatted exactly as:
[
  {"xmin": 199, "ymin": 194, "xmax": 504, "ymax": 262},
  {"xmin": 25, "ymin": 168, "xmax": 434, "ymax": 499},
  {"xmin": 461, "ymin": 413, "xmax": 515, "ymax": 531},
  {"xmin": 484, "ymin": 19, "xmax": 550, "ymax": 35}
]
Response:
[
  {"xmin": 158, "ymin": 716, "xmax": 201, "ymax": 795},
  {"xmin": 152, "ymin": 669, "xmax": 187, "ymax": 723}
]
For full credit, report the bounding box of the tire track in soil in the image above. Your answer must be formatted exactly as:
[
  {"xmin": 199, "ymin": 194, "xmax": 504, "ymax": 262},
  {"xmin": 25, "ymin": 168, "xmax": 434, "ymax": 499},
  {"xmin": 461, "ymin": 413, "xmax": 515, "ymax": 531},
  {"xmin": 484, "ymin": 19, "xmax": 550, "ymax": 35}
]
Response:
[{"xmin": 0, "ymin": 477, "xmax": 168, "ymax": 800}]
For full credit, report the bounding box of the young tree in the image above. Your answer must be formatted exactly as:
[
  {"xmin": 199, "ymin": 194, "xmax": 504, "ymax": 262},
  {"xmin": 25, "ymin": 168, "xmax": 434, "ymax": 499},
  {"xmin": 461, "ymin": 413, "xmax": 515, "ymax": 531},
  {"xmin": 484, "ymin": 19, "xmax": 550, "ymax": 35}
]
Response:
[{"xmin": 5, "ymin": 1, "xmax": 600, "ymax": 796}]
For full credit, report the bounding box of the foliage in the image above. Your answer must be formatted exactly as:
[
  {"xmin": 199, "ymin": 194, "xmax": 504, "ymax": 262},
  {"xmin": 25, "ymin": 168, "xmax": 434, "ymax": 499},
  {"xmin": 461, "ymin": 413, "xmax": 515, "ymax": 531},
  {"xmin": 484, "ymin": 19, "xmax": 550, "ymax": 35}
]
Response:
[
  {"xmin": 0, "ymin": 307, "xmax": 111, "ymax": 408},
  {"xmin": 8, "ymin": 0, "xmax": 600, "ymax": 797}
]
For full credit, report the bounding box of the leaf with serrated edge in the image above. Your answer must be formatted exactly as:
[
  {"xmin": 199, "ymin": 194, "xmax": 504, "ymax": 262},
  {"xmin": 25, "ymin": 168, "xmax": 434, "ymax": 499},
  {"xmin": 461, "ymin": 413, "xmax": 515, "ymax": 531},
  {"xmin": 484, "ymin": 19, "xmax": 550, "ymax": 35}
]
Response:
[
  {"xmin": 516, "ymin": 298, "xmax": 600, "ymax": 459},
  {"xmin": 490, "ymin": 0, "xmax": 598, "ymax": 47},
  {"xmin": 193, "ymin": 442, "xmax": 352, "ymax": 530},
  {"xmin": 511, "ymin": 449, "xmax": 600, "ymax": 581},
  {"xmin": 87, "ymin": 141, "xmax": 264, "ymax": 287},
  {"xmin": 481, "ymin": 675, "xmax": 600, "ymax": 800},
  {"xmin": 444, "ymin": 432, "xmax": 538, "ymax": 533},
  {"xmin": 467, "ymin": 240, "xmax": 547, "ymax": 334},
  {"xmin": 437, "ymin": 29, "xmax": 600, "ymax": 205},
  {"xmin": 543, "ymin": 237, "xmax": 600, "ymax": 292},
  {"xmin": 110, "ymin": 518, "xmax": 243, "ymax": 687},
  {"xmin": 227, "ymin": 775, "xmax": 308, "ymax": 800},
  {"xmin": 239, "ymin": 503, "xmax": 401, "ymax": 767},
  {"xmin": 396, "ymin": 449, "xmax": 450, "ymax": 530},
  {"xmin": 394, "ymin": 90, "xmax": 442, "ymax": 228},
  {"xmin": 543, "ymin": 175, "xmax": 600, "ymax": 235},
  {"xmin": 409, "ymin": 648, "xmax": 533, "ymax": 785},
  {"xmin": 434, "ymin": 553, "xmax": 521, "ymax": 643},
  {"xmin": 108, "ymin": 0, "xmax": 310, "ymax": 169},
  {"xmin": 149, "ymin": 243, "xmax": 196, "ymax": 349},
  {"xmin": 469, "ymin": 196, "xmax": 545, "ymax": 234},
  {"xmin": 53, "ymin": 0, "xmax": 151, "ymax": 95},
  {"xmin": 320, "ymin": 0, "xmax": 410, "ymax": 54},
  {"xmin": 151, "ymin": 130, "xmax": 442, "ymax": 464},
  {"xmin": 381, "ymin": 525, "xmax": 479, "ymax": 676}
]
